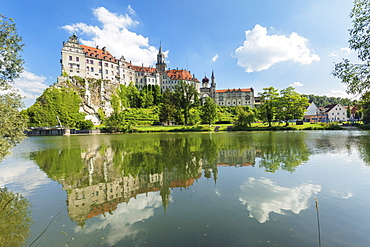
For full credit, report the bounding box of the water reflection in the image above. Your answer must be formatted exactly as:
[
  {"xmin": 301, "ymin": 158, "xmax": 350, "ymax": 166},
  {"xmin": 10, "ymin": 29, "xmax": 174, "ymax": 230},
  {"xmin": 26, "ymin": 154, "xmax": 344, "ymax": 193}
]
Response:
[
  {"xmin": 27, "ymin": 131, "xmax": 368, "ymax": 228},
  {"xmin": 0, "ymin": 187, "xmax": 32, "ymax": 246},
  {"xmin": 238, "ymin": 177, "xmax": 321, "ymax": 223}
]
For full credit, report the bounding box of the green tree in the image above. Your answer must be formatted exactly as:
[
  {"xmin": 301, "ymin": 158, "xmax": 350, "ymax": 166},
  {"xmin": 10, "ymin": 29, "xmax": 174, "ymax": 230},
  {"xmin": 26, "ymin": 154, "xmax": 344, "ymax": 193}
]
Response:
[
  {"xmin": 25, "ymin": 87, "xmax": 85, "ymax": 127},
  {"xmin": 333, "ymin": 0, "xmax": 370, "ymax": 100},
  {"xmin": 276, "ymin": 87, "xmax": 309, "ymax": 126},
  {"xmin": 0, "ymin": 15, "xmax": 24, "ymax": 88},
  {"xmin": 258, "ymin": 87, "xmax": 279, "ymax": 127},
  {"xmin": 173, "ymin": 81, "xmax": 199, "ymax": 125},
  {"xmin": 159, "ymin": 89, "xmax": 176, "ymax": 125},
  {"xmin": 234, "ymin": 106, "xmax": 255, "ymax": 128},
  {"xmin": 0, "ymin": 15, "xmax": 27, "ymax": 161},
  {"xmin": 201, "ymin": 97, "xmax": 218, "ymax": 126}
]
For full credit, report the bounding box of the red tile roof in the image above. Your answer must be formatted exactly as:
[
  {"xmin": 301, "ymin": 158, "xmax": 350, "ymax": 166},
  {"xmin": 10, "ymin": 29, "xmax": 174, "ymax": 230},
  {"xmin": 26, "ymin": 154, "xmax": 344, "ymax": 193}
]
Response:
[
  {"xmin": 166, "ymin": 69, "xmax": 198, "ymax": 81},
  {"xmin": 131, "ymin": 65, "xmax": 157, "ymax": 73},
  {"xmin": 216, "ymin": 88, "xmax": 253, "ymax": 93},
  {"xmin": 79, "ymin": 44, "xmax": 118, "ymax": 63}
]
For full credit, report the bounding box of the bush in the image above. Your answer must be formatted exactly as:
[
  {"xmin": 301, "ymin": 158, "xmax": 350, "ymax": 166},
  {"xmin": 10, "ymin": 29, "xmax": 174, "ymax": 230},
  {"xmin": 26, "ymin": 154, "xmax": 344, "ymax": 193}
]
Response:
[{"xmin": 76, "ymin": 120, "xmax": 94, "ymax": 130}]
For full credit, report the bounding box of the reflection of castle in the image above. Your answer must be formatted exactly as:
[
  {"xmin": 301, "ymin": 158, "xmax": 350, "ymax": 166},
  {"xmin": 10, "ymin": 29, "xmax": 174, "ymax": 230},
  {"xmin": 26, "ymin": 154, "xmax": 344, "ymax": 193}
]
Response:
[{"xmin": 59, "ymin": 146, "xmax": 202, "ymax": 225}]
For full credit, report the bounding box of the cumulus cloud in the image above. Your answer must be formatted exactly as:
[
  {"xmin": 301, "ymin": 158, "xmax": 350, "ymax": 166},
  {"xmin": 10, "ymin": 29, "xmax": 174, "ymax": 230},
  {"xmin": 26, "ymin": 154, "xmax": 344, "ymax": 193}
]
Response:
[
  {"xmin": 13, "ymin": 71, "xmax": 48, "ymax": 98},
  {"xmin": 290, "ymin": 81, "xmax": 303, "ymax": 87},
  {"xmin": 0, "ymin": 70, "xmax": 49, "ymax": 107},
  {"xmin": 62, "ymin": 7, "xmax": 165, "ymax": 66},
  {"xmin": 238, "ymin": 177, "xmax": 321, "ymax": 223},
  {"xmin": 234, "ymin": 24, "xmax": 320, "ymax": 73},
  {"xmin": 212, "ymin": 54, "xmax": 219, "ymax": 63},
  {"xmin": 75, "ymin": 192, "xmax": 165, "ymax": 245}
]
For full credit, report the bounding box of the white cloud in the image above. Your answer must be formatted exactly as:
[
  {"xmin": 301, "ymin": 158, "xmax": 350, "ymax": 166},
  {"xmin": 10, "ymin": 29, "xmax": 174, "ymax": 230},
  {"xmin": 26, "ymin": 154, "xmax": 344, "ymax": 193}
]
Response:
[
  {"xmin": 238, "ymin": 177, "xmax": 321, "ymax": 223},
  {"xmin": 330, "ymin": 47, "xmax": 353, "ymax": 57},
  {"xmin": 290, "ymin": 81, "xmax": 303, "ymax": 87},
  {"xmin": 0, "ymin": 71, "xmax": 49, "ymax": 107},
  {"xmin": 127, "ymin": 5, "xmax": 136, "ymax": 15},
  {"xmin": 324, "ymin": 89, "xmax": 352, "ymax": 99},
  {"xmin": 0, "ymin": 158, "xmax": 51, "ymax": 196},
  {"xmin": 62, "ymin": 7, "xmax": 165, "ymax": 66},
  {"xmin": 75, "ymin": 192, "xmax": 164, "ymax": 245},
  {"xmin": 234, "ymin": 24, "xmax": 320, "ymax": 73},
  {"xmin": 212, "ymin": 54, "xmax": 219, "ymax": 63}
]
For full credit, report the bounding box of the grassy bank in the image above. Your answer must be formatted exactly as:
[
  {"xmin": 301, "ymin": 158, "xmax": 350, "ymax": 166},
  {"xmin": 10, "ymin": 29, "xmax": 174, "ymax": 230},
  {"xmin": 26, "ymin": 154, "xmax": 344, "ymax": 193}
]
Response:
[{"xmin": 127, "ymin": 122, "xmax": 350, "ymax": 133}]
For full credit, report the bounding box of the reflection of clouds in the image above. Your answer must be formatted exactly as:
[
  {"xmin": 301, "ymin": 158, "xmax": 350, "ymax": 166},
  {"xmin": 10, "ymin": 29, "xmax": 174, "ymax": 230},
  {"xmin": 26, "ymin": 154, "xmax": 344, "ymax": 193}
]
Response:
[
  {"xmin": 238, "ymin": 177, "xmax": 321, "ymax": 223},
  {"xmin": 0, "ymin": 159, "xmax": 50, "ymax": 195},
  {"xmin": 75, "ymin": 192, "xmax": 164, "ymax": 246},
  {"xmin": 331, "ymin": 189, "xmax": 353, "ymax": 199}
]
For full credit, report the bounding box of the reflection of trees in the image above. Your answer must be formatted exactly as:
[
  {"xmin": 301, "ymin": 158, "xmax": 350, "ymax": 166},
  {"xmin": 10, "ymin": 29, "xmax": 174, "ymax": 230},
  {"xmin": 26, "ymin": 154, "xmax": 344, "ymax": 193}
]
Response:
[
  {"xmin": 0, "ymin": 187, "xmax": 32, "ymax": 246},
  {"xmin": 254, "ymin": 132, "xmax": 310, "ymax": 172}
]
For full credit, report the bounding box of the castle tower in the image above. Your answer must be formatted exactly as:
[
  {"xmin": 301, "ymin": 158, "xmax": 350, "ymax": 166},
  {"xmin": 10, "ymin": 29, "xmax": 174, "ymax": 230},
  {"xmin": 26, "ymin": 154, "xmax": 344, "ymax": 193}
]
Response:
[
  {"xmin": 211, "ymin": 70, "xmax": 216, "ymax": 98},
  {"xmin": 156, "ymin": 43, "xmax": 166, "ymax": 73}
]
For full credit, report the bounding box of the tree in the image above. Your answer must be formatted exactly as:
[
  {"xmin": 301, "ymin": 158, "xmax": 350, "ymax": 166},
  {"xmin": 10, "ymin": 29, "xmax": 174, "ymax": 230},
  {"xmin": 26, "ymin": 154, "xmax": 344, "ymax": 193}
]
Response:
[
  {"xmin": 234, "ymin": 106, "xmax": 255, "ymax": 128},
  {"xmin": 159, "ymin": 89, "xmax": 176, "ymax": 125},
  {"xmin": 201, "ymin": 97, "xmax": 218, "ymax": 126},
  {"xmin": 0, "ymin": 15, "xmax": 24, "ymax": 88},
  {"xmin": 276, "ymin": 87, "xmax": 309, "ymax": 126},
  {"xmin": 25, "ymin": 87, "xmax": 85, "ymax": 127},
  {"xmin": 0, "ymin": 15, "xmax": 27, "ymax": 161},
  {"xmin": 258, "ymin": 87, "xmax": 279, "ymax": 127},
  {"xmin": 333, "ymin": 0, "xmax": 370, "ymax": 100},
  {"xmin": 173, "ymin": 81, "xmax": 199, "ymax": 125}
]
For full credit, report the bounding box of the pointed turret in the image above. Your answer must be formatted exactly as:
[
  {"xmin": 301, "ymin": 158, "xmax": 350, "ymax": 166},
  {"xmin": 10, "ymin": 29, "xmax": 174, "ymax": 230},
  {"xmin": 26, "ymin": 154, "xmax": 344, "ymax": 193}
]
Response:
[{"xmin": 156, "ymin": 42, "xmax": 167, "ymax": 73}]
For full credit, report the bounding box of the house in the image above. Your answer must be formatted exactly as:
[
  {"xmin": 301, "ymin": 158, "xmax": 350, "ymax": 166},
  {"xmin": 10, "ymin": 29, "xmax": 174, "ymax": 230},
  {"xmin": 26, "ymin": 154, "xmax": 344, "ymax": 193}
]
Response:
[
  {"xmin": 303, "ymin": 102, "xmax": 324, "ymax": 122},
  {"xmin": 321, "ymin": 103, "xmax": 348, "ymax": 122}
]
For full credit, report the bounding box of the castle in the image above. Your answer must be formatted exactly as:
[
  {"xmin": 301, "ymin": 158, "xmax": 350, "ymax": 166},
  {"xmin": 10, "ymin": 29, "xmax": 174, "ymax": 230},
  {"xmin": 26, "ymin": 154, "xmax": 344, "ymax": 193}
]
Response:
[{"xmin": 59, "ymin": 34, "xmax": 255, "ymax": 108}]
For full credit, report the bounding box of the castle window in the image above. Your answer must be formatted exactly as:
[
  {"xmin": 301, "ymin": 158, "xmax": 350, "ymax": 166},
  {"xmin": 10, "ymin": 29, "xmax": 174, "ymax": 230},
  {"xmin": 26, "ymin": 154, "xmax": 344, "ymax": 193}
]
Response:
[
  {"xmin": 106, "ymin": 69, "xmax": 108, "ymax": 74},
  {"xmin": 91, "ymin": 67, "xmax": 94, "ymax": 72},
  {"xmin": 219, "ymin": 96, "xmax": 223, "ymax": 101},
  {"xmin": 76, "ymin": 57, "xmax": 79, "ymax": 62},
  {"xmin": 105, "ymin": 63, "xmax": 108, "ymax": 67},
  {"xmin": 86, "ymin": 59, "xmax": 89, "ymax": 63},
  {"xmin": 69, "ymin": 56, "xmax": 72, "ymax": 60},
  {"xmin": 99, "ymin": 62, "xmax": 102, "ymax": 66},
  {"xmin": 90, "ymin": 60, "xmax": 93, "ymax": 64},
  {"xmin": 86, "ymin": 66, "xmax": 89, "ymax": 70}
]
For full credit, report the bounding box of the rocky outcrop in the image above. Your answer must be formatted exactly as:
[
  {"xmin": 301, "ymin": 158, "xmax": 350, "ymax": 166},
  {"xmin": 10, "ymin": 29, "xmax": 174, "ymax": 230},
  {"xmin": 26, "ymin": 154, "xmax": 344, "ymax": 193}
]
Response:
[{"xmin": 56, "ymin": 76, "xmax": 119, "ymax": 125}]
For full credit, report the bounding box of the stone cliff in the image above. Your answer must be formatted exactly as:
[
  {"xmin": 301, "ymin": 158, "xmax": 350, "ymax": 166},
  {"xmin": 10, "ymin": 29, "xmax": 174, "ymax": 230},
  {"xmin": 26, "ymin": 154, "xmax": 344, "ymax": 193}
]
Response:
[{"xmin": 56, "ymin": 76, "xmax": 119, "ymax": 125}]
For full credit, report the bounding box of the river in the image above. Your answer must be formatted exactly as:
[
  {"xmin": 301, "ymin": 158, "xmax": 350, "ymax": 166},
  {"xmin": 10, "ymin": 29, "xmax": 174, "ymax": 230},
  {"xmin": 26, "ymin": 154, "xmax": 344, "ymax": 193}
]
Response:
[{"xmin": 1, "ymin": 131, "xmax": 370, "ymax": 246}]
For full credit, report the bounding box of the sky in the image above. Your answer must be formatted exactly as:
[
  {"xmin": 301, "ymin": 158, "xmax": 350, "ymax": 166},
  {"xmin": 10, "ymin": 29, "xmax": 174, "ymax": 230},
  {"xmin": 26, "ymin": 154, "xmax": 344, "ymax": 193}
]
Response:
[{"xmin": 2, "ymin": 0, "xmax": 360, "ymax": 107}]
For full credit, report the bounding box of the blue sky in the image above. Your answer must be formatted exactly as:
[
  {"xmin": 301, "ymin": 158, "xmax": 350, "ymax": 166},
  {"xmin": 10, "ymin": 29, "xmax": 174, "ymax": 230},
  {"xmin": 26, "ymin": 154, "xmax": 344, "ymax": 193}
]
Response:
[{"xmin": 2, "ymin": 0, "xmax": 359, "ymax": 107}]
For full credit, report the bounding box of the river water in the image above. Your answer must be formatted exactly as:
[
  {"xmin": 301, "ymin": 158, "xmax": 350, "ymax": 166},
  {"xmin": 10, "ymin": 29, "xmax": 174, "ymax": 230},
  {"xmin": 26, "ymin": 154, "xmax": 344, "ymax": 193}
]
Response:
[{"xmin": 1, "ymin": 131, "xmax": 370, "ymax": 246}]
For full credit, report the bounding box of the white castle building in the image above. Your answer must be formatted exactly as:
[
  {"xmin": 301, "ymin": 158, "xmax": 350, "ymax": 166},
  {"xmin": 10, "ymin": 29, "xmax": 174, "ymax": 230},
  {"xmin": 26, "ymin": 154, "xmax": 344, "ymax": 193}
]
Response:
[
  {"xmin": 59, "ymin": 34, "xmax": 200, "ymax": 91},
  {"xmin": 59, "ymin": 34, "xmax": 255, "ymax": 108}
]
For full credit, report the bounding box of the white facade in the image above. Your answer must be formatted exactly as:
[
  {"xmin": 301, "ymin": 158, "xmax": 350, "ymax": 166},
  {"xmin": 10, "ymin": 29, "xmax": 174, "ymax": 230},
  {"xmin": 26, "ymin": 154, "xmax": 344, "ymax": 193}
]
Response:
[
  {"xmin": 60, "ymin": 34, "xmax": 199, "ymax": 91},
  {"xmin": 322, "ymin": 103, "xmax": 348, "ymax": 121}
]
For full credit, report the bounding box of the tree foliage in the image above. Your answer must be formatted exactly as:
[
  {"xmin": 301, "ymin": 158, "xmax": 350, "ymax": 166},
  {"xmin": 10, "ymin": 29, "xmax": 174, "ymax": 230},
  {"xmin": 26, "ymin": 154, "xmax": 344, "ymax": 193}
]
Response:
[
  {"xmin": 0, "ymin": 15, "xmax": 27, "ymax": 161},
  {"xmin": 201, "ymin": 97, "xmax": 218, "ymax": 125},
  {"xmin": 234, "ymin": 106, "xmax": 256, "ymax": 128},
  {"xmin": 173, "ymin": 81, "xmax": 199, "ymax": 125},
  {"xmin": 24, "ymin": 87, "xmax": 85, "ymax": 127},
  {"xmin": 0, "ymin": 15, "xmax": 24, "ymax": 88},
  {"xmin": 258, "ymin": 87, "xmax": 279, "ymax": 127},
  {"xmin": 0, "ymin": 91, "xmax": 27, "ymax": 161},
  {"xmin": 276, "ymin": 87, "xmax": 309, "ymax": 126},
  {"xmin": 332, "ymin": 0, "xmax": 370, "ymax": 100}
]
